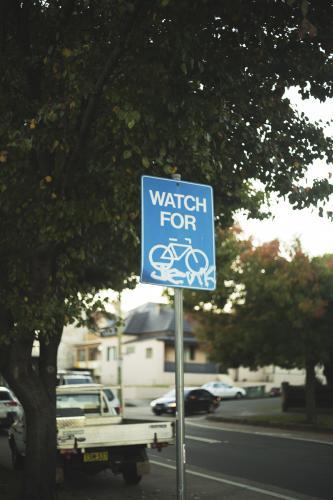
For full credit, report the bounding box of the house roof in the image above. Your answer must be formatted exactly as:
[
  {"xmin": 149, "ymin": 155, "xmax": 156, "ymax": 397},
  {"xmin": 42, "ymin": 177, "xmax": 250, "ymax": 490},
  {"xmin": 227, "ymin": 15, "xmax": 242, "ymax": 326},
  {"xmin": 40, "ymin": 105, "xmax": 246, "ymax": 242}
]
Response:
[
  {"xmin": 123, "ymin": 335, "xmax": 198, "ymax": 345},
  {"xmin": 124, "ymin": 302, "xmax": 193, "ymax": 335}
]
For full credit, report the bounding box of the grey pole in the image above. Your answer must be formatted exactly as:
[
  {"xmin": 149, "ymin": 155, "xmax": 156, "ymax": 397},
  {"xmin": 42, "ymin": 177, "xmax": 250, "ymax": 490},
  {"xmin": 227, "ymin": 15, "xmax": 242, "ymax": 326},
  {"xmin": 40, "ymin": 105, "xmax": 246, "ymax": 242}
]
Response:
[
  {"xmin": 172, "ymin": 173, "xmax": 186, "ymax": 500},
  {"xmin": 116, "ymin": 292, "xmax": 124, "ymax": 416}
]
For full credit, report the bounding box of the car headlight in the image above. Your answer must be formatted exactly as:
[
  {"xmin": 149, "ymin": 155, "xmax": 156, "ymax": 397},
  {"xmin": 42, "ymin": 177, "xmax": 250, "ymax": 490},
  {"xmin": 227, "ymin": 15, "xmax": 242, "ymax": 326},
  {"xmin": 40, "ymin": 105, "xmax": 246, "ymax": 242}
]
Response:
[{"xmin": 167, "ymin": 402, "xmax": 176, "ymax": 408}]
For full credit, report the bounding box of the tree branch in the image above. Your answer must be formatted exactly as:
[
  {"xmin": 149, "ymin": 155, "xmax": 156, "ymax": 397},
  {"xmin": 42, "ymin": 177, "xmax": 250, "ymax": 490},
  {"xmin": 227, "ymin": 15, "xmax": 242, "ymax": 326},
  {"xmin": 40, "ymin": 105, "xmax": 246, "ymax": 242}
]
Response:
[
  {"xmin": 39, "ymin": 317, "xmax": 63, "ymax": 400},
  {"xmin": 63, "ymin": 1, "xmax": 145, "ymax": 181}
]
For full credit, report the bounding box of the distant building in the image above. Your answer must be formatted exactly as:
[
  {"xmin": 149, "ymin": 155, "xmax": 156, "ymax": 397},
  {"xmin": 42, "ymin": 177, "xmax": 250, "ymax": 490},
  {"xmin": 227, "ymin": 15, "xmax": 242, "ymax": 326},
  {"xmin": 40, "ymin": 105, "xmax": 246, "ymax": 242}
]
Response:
[{"xmin": 58, "ymin": 302, "xmax": 222, "ymax": 399}]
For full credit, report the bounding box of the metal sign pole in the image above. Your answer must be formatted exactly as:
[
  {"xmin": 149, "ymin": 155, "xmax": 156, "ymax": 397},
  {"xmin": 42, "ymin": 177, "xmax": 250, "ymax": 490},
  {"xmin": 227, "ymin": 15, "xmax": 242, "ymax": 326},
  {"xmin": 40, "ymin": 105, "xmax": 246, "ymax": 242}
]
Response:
[
  {"xmin": 172, "ymin": 172, "xmax": 186, "ymax": 500},
  {"xmin": 116, "ymin": 292, "xmax": 124, "ymax": 416},
  {"xmin": 141, "ymin": 172, "xmax": 216, "ymax": 500},
  {"xmin": 174, "ymin": 286, "xmax": 186, "ymax": 500}
]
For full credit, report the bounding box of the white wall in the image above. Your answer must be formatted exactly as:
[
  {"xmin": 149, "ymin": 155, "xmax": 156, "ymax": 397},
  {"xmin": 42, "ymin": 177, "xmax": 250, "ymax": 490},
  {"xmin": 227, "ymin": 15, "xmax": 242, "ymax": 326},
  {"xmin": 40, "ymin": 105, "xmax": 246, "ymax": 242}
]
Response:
[
  {"xmin": 228, "ymin": 365, "xmax": 307, "ymax": 387},
  {"xmin": 99, "ymin": 337, "xmax": 119, "ymax": 385},
  {"xmin": 123, "ymin": 339, "xmax": 165, "ymax": 385},
  {"xmin": 57, "ymin": 324, "xmax": 87, "ymax": 370}
]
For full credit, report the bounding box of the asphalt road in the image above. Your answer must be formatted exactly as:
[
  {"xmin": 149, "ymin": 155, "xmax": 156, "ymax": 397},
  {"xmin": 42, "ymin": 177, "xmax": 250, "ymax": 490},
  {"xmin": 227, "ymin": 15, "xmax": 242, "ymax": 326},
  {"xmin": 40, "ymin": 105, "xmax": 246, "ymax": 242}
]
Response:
[
  {"xmin": 149, "ymin": 420, "xmax": 333, "ymax": 500},
  {"xmin": 1, "ymin": 398, "xmax": 332, "ymax": 500},
  {"xmin": 125, "ymin": 398, "xmax": 333, "ymax": 499}
]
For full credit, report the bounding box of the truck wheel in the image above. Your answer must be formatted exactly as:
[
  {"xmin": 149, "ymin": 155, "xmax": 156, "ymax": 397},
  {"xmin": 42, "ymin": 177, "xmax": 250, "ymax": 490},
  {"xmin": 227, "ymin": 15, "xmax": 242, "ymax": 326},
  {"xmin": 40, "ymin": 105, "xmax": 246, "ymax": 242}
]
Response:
[
  {"xmin": 122, "ymin": 464, "xmax": 142, "ymax": 485},
  {"xmin": 9, "ymin": 439, "xmax": 24, "ymax": 470}
]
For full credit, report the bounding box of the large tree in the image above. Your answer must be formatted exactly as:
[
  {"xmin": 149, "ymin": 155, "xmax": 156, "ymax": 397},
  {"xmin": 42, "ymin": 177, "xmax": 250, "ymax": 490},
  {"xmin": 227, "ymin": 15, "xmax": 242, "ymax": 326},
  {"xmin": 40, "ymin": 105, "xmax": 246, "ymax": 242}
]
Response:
[
  {"xmin": 1, "ymin": 1, "xmax": 333, "ymax": 498},
  {"xmin": 197, "ymin": 236, "xmax": 333, "ymax": 424}
]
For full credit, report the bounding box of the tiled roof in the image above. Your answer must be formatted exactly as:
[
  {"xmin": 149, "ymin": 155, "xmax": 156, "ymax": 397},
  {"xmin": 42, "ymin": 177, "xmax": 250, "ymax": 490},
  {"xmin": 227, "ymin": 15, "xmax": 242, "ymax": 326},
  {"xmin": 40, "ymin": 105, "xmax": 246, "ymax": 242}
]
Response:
[
  {"xmin": 124, "ymin": 302, "xmax": 193, "ymax": 335},
  {"xmin": 123, "ymin": 335, "xmax": 198, "ymax": 345}
]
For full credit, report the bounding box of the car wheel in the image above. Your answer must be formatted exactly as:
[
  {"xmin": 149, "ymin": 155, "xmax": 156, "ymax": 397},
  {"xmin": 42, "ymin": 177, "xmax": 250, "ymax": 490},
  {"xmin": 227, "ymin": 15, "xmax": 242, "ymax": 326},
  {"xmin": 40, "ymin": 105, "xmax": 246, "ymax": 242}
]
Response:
[
  {"xmin": 153, "ymin": 409, "xmax": 162, "ymax": 416},
  {"xmin": 9, "ymin": 438, "xmax": 24, "ymax": 470},
  {"xmin": 235, "ymin": 392, "xmax": 243, "ymax": 399},
  {"xmin": 207, "ymin": 402, "xmax": 216, "ymax": 413},
  {"xmin": 122, "ymin": 464, "xmax": 142, "ymax": 485}
]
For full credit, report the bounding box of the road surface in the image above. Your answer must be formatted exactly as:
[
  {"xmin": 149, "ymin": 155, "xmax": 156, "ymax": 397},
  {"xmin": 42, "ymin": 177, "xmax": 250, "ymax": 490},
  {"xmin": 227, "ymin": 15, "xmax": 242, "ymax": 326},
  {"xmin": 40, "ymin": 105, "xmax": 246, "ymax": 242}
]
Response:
[{"xmin": 0, "ymin": 398, "xmax": 332, "ymax": 499}]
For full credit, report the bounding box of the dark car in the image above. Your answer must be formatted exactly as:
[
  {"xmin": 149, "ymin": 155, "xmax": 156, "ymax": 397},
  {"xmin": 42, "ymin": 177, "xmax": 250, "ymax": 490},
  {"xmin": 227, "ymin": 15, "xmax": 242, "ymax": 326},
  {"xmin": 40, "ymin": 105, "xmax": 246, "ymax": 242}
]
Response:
[
  {"xmin": 268, "ymin": 387, "xmax": 282, "ymax": 397},
  {"xmin": 150, "ymin": 387, "xmax": 220, "ymax": 416}
]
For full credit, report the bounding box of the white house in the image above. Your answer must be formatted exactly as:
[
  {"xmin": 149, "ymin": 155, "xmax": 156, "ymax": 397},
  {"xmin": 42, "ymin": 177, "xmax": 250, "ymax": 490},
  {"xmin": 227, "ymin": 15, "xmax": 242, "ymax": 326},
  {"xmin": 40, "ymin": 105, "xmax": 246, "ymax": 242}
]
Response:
[{"xmin": 59, "ymin": 303, "xmax": 226, "ymax": 399}]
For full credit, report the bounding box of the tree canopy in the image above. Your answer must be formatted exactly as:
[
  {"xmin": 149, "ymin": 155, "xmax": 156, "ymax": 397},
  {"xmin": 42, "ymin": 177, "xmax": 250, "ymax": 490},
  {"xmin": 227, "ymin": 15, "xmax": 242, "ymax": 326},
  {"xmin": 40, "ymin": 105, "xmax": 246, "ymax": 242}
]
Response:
[
  {"xmin": 195, "ymin": 231, "xmax": 333, "ymax": 422},
  {"xmin": 1, "ymin": 0, "xmax": 333, "ymax": 337}
]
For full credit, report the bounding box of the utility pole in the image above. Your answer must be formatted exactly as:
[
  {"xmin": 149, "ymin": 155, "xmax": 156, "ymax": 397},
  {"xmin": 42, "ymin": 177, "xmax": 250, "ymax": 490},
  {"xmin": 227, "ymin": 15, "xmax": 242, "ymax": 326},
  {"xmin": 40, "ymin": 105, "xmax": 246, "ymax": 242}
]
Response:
[{"xmin": 116, "ymin": 292, "xmax": 124, "ymax": 415}]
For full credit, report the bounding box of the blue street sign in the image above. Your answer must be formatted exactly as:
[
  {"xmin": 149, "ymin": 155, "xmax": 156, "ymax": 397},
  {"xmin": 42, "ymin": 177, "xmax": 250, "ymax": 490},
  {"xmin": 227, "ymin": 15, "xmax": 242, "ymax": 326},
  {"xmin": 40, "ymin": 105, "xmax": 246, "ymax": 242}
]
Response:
[{"xmin": 141, "ymin": 176, "xmax": 216, "ymax": 290}]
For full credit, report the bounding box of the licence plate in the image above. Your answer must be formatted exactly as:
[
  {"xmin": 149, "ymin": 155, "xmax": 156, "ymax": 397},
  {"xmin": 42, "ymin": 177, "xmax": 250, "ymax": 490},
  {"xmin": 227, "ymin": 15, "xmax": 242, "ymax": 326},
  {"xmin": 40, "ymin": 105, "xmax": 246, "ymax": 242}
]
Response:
[{"xmin": 83, "ymin": 451, "xmax": 109, "ymax": 463}]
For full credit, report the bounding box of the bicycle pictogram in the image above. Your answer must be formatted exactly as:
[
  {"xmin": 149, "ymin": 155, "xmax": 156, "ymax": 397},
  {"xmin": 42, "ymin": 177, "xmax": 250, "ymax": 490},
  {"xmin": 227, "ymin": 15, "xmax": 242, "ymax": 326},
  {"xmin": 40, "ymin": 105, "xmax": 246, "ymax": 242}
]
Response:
[{"xmin": 149, "ymin": 238, "xmax": 215, "ymax": 287}]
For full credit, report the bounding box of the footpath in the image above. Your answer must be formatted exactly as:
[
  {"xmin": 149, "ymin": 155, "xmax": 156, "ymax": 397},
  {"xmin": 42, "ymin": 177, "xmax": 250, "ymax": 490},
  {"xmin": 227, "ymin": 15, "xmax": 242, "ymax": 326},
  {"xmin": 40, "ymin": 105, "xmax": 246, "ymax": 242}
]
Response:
[{"xmin": 58, "ymin": 459, "xmax": 318, "ymax": 500}]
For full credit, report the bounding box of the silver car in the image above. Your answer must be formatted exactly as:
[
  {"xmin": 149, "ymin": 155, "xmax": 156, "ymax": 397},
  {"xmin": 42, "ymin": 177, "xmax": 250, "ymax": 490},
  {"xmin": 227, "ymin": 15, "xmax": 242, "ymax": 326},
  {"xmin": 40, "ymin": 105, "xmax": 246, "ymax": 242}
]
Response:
[
  {"xmin": 0, "ymin": 386, "xmax": 22, "ymax": 428},
  {"xmin": 201, "ymin": 381, "xmax": 246, "ymax": 399}
]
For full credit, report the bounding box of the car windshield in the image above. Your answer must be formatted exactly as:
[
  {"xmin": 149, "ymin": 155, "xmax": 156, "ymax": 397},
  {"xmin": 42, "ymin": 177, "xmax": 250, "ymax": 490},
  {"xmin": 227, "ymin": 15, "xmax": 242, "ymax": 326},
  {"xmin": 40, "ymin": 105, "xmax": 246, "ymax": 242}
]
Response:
[
  {"xmin": 65, "ymin": 377, "xmax": 92, "ymax": 384},
  {"xmin": 0, "ymin": 390, "xmax": 12, "ymax": 401},
  {"xmin": 103, "ymin": 388, "xmax": 115, "ymax": 401},
  {"xmin": 163, "ymin": 389, "xmax": 193, "ymax": 398},
  {"xmin": 57, "ymin": 393, "xmax": 101, "ymax": 414},
  {"xmin": 163, "ymin": 390, "xmax": 175, "ymax": 398}
]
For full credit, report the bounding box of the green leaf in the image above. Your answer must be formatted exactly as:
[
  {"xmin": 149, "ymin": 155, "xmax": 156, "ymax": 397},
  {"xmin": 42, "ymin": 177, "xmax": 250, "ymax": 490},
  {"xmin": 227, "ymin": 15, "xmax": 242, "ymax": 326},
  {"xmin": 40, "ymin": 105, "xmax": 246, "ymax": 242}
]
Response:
[
  {"xmin": 181, "ymin": 63, "xmax": 187, "ymax": 75},
  {"xmin": 142, "ymin": 157, "xmax": 150, "ymax": 168},
  {"xmin": 123, "ymin": 150, "xmax": 132, "ymax": 159}
]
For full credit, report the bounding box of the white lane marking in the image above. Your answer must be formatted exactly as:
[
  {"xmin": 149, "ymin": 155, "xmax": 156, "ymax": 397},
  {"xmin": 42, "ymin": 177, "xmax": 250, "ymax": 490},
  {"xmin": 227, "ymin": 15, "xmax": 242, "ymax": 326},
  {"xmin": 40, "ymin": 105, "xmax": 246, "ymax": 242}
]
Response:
[
  {"xmin": 185, "ymin": 434, "xmax": 221, "ymax": 444},
  {"xmin": 187, "ymin": 421, "xmax": 333, "ymax": 446},
  {"xmin": 150, "ymin": 459, "xmax": 298, "ymax": 500}
]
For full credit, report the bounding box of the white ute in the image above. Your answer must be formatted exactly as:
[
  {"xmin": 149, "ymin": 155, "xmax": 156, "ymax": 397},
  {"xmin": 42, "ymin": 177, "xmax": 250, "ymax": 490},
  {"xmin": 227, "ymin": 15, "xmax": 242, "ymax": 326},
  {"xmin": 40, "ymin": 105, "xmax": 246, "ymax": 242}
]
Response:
[{"xmin": 8, "ymin": 384, "xmax": 174, "ymax": 485}]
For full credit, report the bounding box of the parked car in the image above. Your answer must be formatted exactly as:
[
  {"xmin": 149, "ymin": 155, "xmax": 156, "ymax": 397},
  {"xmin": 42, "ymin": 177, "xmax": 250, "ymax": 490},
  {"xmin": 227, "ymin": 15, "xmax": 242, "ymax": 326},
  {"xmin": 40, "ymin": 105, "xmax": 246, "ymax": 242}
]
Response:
[
  {"xmin": 201, "ymin": 381, "xmax": 246, "ymax": 399},
  {"xmin": 0, "ymin": 387, "xmax": 22, "ymax": 428},
  {"xmin": 57, "ymin": 371, "xmax": 93, "ymax": 386},
  {"xmin": 150, "ymin": 387, "xmax": 220, "ymax": 416},
  {"xmin": 268, "ymin": 387, "xmax": 282, "ymax": 397},
  {"xmin": 103, "ymin": 387, "xmax": 122, "ymax": 415}
]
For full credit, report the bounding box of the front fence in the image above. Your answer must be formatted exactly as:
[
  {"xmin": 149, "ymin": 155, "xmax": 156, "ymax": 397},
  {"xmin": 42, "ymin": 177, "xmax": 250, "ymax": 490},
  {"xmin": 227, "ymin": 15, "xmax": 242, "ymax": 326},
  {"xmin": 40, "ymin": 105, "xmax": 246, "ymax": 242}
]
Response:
[{"xmin": 164, "ymin": 361, "xmax": 220, "ymax": 374}]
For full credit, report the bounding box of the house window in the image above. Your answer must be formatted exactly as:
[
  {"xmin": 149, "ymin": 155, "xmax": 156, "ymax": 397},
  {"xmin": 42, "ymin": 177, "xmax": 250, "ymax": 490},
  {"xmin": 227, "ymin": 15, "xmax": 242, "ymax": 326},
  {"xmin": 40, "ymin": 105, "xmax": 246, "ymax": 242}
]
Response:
[
  {"xmin": 185, "ymin": 345, "xmax": 196, "ymax": 362},
  {"xmin": 126, "ymin": 346, "xmax": 135, "ymax": 354},
  {"xmin": 88, "ymin": 347, "xmax": 98, "ymax": 361},
  {"xmin": 77, "ymin": 348, "xmax": 86, "ymax": 362},
  {"xmin": 146, "ymin": 347, "xmax": 153, "ymax": 359},
  {"xmin": 107, "ymin": 346, "xmax": 117, "ymax": 361}
]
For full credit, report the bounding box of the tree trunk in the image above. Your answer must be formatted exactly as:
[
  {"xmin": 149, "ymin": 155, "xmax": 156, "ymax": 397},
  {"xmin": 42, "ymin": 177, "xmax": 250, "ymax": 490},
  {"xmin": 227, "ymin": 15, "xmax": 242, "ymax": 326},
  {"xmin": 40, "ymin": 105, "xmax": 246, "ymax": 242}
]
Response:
[
  {"xmin": 23, "ymin": 389, "xmax": 58, "ymax": 500},
  {"xmin": 305, "ymin": 360, "xmax": 317, "ymax": 424},
  {"xmin": 0, "ymin": 317, "xmax": 63, "ymax": 500}
]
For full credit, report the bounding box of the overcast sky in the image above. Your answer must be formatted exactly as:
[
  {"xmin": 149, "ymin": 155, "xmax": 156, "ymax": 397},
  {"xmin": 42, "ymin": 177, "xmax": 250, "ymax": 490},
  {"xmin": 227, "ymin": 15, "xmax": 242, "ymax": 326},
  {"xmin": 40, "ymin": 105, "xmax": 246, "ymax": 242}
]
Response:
[{"xmin": 237, "ymin": 87, "xmax": 333, "ymax": 257}]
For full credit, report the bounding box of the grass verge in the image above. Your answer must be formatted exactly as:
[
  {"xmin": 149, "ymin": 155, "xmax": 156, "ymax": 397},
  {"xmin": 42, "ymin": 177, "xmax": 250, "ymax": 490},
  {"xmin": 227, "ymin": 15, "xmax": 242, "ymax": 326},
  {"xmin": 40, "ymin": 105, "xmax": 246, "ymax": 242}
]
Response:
[
  {"xmin": 245, "ymin": 413, "xmax": 333, "ymax": 431},
  {"xmin": 210, "ymin": 412, "xmax": 333, "ymax": 433}
]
